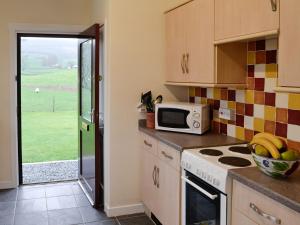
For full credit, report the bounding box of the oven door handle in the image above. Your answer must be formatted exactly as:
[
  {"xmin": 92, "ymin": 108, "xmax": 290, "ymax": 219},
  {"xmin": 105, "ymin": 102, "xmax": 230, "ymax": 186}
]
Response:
[{"xmin": 182, "ymin": 176, "xmax": 218, "ymax": 200}]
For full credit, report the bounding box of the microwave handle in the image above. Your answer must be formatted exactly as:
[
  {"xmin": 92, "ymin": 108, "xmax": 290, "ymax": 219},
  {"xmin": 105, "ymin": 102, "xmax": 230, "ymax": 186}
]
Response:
[{"xmin": 181, "ymin": 176, "xmax": 218, "ymax": 200}]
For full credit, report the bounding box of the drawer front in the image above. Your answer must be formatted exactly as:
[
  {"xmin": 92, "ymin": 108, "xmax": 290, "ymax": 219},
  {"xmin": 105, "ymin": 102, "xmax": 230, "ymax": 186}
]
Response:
[
  {"xmin": 141, "ymin": 134, "xmax": 158, "ymax": 156},
  {"xmin": 232, "ymin": 180, "xmax": 300, "ymax": 225},
  {"xmin": 232, "ymin": 209, "xmax": 258, "ymax": 225},
  {"xmin": 158, "ymin": 142, "xmax": 180, "ymax": 171}
]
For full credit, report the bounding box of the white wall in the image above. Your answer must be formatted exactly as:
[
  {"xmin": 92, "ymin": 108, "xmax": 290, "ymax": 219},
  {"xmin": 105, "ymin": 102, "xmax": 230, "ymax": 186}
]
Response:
[
  {"xmin": 0, "ymin": 0, "xmax": 91, "ymax": 188},
  {"xmin": 91, "ymin": 0, "xmax": 189, "ymax": 216}
]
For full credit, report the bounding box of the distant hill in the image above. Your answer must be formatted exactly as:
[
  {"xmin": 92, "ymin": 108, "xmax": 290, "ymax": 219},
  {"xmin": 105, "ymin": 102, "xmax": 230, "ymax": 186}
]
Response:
[{"xmin": 21, "ymin": 37, "xmax": 78, "ymax": 75}]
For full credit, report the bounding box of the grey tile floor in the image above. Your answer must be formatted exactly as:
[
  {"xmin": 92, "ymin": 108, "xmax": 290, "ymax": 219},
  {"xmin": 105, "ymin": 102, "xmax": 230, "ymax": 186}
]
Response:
[{"xmin": 0, "ymin": 181, "xmax": 154, "ymax": 225}]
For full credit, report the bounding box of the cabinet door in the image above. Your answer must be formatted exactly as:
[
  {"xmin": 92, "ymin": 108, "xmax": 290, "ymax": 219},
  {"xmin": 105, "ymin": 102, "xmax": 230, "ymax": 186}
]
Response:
[
  {"xmin": 157, "ymin": 160, "xmax": 180, "ymax": 225},
  {"xmin": 215, "ymin": 0, "xmax": 279, "ymax": 41},
  {"xmin": 185, "ymin": 0, "xmax": 214, "ymax": 83},
  {"xmin": 141, "ymin": 149, "xmax": 158, "ymax": 213},
  {"xmin": 165, "ymin": 6, "xmax": 187, "ymax": 82},
  {"xmin": 278, "ymin": 0, "xmax": 300, "ymax": 87}
]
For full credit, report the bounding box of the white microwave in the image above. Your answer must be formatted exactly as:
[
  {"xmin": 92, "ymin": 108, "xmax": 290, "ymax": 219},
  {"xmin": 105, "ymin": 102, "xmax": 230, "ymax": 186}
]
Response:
[{"xmin": 155, "ymin": 102, "xmax": 210, "ymax": 135}]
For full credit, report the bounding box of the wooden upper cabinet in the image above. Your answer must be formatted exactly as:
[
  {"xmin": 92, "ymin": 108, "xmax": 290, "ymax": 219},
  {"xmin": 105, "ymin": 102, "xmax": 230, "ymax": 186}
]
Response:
[
  {"xmin": 278, "ymin": 0, "xmax": 300, "ymax": 87},
  {"xmin": 215, "ymin": 0, "xmax": 279, "ymax": 41},
  {"xmin": 165, "ymin": 6, "xmax": 186, "ymax": 83},
  {"xmin": 165, "ymin": 0, "xmax": 215, "ymax": 84},
  {"xmin": 185, "ymin": 0, "xmax": 214, "ymax": 83}
]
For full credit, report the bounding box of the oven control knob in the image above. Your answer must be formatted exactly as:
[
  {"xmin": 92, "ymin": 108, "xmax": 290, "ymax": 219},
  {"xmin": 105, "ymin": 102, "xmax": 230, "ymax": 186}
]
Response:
[
  {"xmin": 213, "ymin": 179, "xmax": 220, "ymax": 186},
  {"xmin": 193, "ymin": 121, "xmax": 200, "ymax": 128}
]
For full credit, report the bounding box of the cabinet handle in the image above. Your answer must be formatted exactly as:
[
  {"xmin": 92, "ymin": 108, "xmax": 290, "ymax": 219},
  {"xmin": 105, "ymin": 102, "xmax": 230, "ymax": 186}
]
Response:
[
  {"xmin": 250, "ymin": 203, "xmax": 281, "ymax": 224},
  {"xmin": 161, "ymin": 151, "xmax": 173, "ymax": 160},
  {"xmin": 152, "ymin": 166, "xmax": 156, "ymax": 186},
  {"xmin": 270, "ymin": 0, "xmax": 277, "ymax": 12},
  {"xmin": 144, "ymin": 140, "xmax": 152, "ymax": 148},
  {"xmin": 156, "ymin": 167, "xmax": 160, "ymax": 188},
  {"xmin": 181, "ymin": 54, "xmax": 186, "ymax": 74},
  {"xmin": 185, "ymin": 53, "xmax": 189, "ymax": 74}
]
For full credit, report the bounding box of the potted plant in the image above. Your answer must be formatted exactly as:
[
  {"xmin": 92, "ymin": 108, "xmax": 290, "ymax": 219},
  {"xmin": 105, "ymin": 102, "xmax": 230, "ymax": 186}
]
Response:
[{"xmin": 140, "ymin": 91, "xmax": 163, "ymax": 129}]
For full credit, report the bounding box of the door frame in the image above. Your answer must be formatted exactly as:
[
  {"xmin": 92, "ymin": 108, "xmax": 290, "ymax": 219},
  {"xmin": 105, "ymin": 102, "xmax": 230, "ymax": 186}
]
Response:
[
  {"xmin": 16, "ymin": 32, "xmax": 83, "ymax": 185},
  {"xmin": 9, "ymin": 24, "xmax": 86, "ymax": 188}
]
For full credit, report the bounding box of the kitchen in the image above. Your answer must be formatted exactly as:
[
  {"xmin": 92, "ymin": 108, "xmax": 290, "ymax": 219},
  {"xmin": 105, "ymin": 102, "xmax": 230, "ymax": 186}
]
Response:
[{"xmin": 0, "ymin": 0, "xmax": 300, "ymax": 225}]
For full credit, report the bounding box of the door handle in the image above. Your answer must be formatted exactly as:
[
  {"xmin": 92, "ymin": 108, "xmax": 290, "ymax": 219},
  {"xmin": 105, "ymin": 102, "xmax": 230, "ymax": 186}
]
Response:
[
  {"xmin": 144, "ymin": 140, "xmax": 152, "ymax": 148},
  {"xmin": 270, "ymin": 0, "xmax": 277, "ymax": 12},
  {"xmin": 181, "ymin": 176, "xmax": 218, "ymax": 200},
  {"xmin": 250, "ymin": 203, "xmax": 281, "ymax": 224},
  {"xmin": 185, "ymin": 53, "xmax": 189, "ymax": 74},
  {"xmin": 161, "ymin": 151, "xmax": 173, "ymax": 160},
  {"xmin": 156, "ymin": 167, "xmax": 160, "ymax": 188},
  {"xmin": 81, "ymin": 122, "xmax": 89, "ymax": 131},
  {"xmin": 152, "ymin": 166, "xmax": 156, "ymax": 186},
  {"xmin": 181, "ymin": 54, "xmax": 186, "ymax": 74}
]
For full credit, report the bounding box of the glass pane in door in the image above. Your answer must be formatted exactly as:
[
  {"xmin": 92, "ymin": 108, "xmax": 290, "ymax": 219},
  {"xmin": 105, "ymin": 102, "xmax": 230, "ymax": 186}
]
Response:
[{"xmin": 81, "ymin": 40, "xmax": 93, "ymax": 121}]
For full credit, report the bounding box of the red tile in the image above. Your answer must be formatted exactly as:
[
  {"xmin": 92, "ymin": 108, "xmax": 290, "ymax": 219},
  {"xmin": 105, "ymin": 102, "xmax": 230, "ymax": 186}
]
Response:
[
  {"xmin": 189, "ymin": 97, "xmax": 195, "ymax": 103},
  {"xmin": 248, "ymin": 42, "xmax": 256, "ymax": 51},
  {"xmin": 264, "ymin": 120, "xmax": 276, "ymax": 134},
  {"xmin": 245, "ymin": 129, "xmax": 254, "ymax": 142},
  {"xmin": 245, "ymin": 104, "xmax": 254, "ymax": 116},
  {"xmin": 236, "ymin": 103, "xmax": 245, "ymax": 115},
  {"xmin": 195, "ymin": 87, "xmax": 201, "ymax": 97},
  {"xmin": 220, "ymin": 123, "xmax": 227, "ymax": 135},
  {"xmin": 228, "ymin": 90, "xmax": 236, "ymax": 101},
  {"xmin": 200, "ymin": 88, "xmax": 207, "ymax": 98},
  {"xmin": 212, "ymin": 121, "xmax": 220, "ymax": 134},
  {"xmin": 266, "ymin": 50, "xmax": 277, "ymax": 64},
  {"xmin": 254, "ymin": 91, "xmax": 265, "ymax": 104},
  {"xmin": 248, "ymin": 65, "xmax": 254, "ymax": 77},
  {"xmin": 236, "ymin": 114, "xmax": 244, "ymax": 127},
  {"xmin": 256, "ymin": 51, "xmax": 266, "ymax": 64},
  {"xmin": 288, "ymin": 109, "xmax": 300, "ymax": 126},
  {"xmin": 213, "ymin": 100, "xmax": 220, "ymax": 110},
  {"xmin": 265, "ymin": 92, "xmax": 276, "ymax": 106},
  {"xmin": 221, "ymin": 89, "xmax": 228, "ymax": 100},
  {"xmin": 256, "ymin": 40, "xmax": 265, "ymax": 51},
  {"xmin": 255, "ymin": 78, "xmax": 265, "ymax": 91},
  {"xmin": 275, "ymin": 122, "xmax": 287, "ymax": 138}
]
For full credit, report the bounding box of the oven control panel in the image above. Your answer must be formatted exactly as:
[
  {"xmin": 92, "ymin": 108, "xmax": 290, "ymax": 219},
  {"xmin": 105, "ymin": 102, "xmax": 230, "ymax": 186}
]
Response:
[{"xmin": 181, "ymin": 153, "xmax": 229, "ymax": 193}]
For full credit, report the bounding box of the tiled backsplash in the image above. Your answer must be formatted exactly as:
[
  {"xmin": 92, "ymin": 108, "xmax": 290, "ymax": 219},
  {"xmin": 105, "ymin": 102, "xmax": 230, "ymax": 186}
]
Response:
[{"xmin": 189, "ymin": 39, "xmax": 300, "ymax": 151}]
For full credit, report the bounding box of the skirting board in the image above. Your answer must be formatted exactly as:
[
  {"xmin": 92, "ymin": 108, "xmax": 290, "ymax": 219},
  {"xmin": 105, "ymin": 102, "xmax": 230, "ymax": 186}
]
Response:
[
  {"xmin": 105, "ymin": 203, "xmax": 145, "ymax": 217},
  {"xmin": 0, "ymin": 181, "xmax": 17, "ymax": 189}
]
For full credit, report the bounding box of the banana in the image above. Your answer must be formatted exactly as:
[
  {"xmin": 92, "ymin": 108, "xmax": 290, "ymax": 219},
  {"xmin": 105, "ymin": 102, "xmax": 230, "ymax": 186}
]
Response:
[
  {"xmin": 250, "ymin": 137, "xmax": 281, "ymax": 159},
  {"xmin": 253, "ymin": 132, "xmax": 284, "ymax": 149}
]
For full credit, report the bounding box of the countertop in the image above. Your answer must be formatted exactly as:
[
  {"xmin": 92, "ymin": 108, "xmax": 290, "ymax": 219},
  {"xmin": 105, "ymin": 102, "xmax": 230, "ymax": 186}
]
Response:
[
  {"xmin": 229, "ymin": 167, "xmax": 300, "ymax": 213},
  {"xmin": 138, "ymin": 120, "xmax": 246, "ymax": 151}
]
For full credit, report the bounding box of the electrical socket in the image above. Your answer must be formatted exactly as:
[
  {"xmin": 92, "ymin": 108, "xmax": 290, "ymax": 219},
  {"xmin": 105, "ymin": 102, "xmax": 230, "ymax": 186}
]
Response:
[{"xmin": 219, "ymin": 108, "xmax": 235, "ymax": 121}]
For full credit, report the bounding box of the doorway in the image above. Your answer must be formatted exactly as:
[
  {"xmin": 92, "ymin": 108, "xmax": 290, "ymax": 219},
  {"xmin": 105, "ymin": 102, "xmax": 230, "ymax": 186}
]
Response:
[
  {"xmin": 16, "ymin": 24, "xmax": 104, "ymax": 208},
  {"xmin": 17, "ymin": 34, "xmax": 80, "ymax": 184}
]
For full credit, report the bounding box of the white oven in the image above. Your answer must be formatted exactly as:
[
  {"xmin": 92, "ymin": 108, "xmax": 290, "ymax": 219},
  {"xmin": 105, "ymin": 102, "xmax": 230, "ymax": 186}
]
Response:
[{"xmin": 181, "ymin": 170, "xmax": 228, "ymax": 225}]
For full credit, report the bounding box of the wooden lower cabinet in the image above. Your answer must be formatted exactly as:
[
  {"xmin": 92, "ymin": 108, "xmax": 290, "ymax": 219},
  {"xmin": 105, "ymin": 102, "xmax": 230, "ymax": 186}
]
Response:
[
  {"xmin": 232, "ymin": 180, "xmax": 300, "ymax": 225},
  {"xmin": 232, "ymin": 210, "xmax": 258, "ymax": 225},
  {"xmin": 141, "ymin": 135, "xmax": 181, "ymax": 225}
]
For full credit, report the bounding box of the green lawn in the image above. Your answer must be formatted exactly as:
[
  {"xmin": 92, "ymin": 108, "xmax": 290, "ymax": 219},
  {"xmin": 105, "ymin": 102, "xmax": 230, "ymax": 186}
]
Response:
[
  {"xmin": 21, "ymin": 68, "xmax": 78, "ymax": 163},
  {"xmin": 22, "ymin": 111, "xmax": 78, "ymax": 163}
]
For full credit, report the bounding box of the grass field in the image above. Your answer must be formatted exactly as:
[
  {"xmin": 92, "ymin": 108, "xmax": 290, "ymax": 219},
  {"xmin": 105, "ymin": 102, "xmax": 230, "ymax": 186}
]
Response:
[{"xmin": 21, "ymin": 68, "xmax": 78, "ymax": 163}]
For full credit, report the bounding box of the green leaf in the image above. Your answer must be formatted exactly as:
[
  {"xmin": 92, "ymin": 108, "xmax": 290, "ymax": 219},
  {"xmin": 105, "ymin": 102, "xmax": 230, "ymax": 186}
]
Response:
[{"xmin": 272, "ymin": 161, "xmax": 289, "ymax": 171}]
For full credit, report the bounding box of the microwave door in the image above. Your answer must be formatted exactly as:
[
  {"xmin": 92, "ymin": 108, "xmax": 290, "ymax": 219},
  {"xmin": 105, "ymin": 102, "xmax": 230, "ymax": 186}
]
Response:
[{"xmin": 157, "ymin": 108, "xmax": 190, "ymax": 128}]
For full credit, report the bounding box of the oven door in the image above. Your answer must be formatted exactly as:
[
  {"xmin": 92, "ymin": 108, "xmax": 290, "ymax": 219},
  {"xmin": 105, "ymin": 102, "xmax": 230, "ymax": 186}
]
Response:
[
  {"xmin": 182, "ymin": 171, "xmax": 227, "ymax": 225},
  {"xmin": 157, "ymin": 107, "xmax": 190, "ymax": 128}
]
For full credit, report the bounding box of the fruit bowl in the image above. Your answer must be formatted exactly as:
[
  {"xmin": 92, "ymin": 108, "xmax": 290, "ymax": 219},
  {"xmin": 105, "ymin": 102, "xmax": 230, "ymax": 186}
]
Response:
[{"xmin": 249, "ymin": 145, "xmax": 299, "ymax": 179}]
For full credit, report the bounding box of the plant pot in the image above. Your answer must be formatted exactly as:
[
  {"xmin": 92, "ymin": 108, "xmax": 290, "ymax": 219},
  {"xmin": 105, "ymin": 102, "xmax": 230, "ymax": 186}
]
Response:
[{"xmin": 146, "ymin": 112, "xmax": 155, "ymax": 129}]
